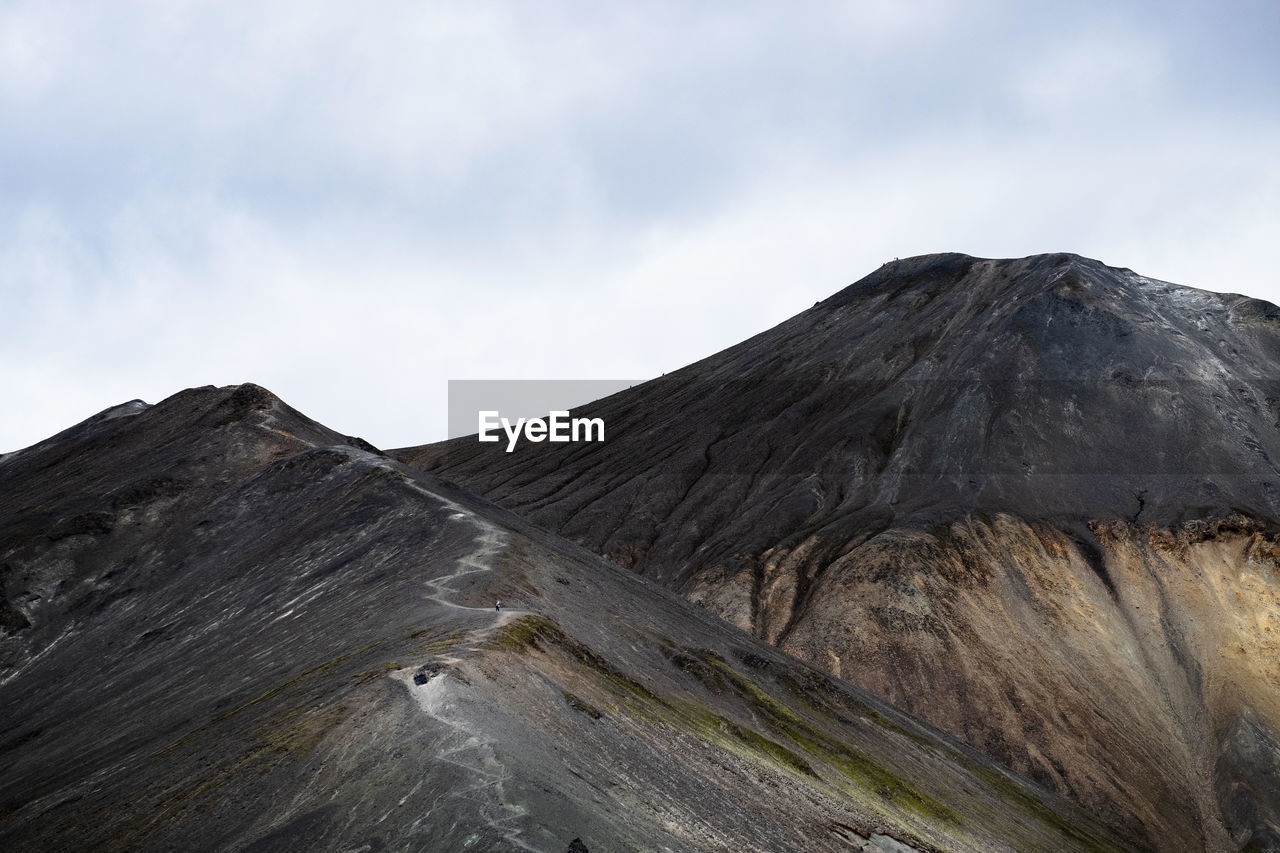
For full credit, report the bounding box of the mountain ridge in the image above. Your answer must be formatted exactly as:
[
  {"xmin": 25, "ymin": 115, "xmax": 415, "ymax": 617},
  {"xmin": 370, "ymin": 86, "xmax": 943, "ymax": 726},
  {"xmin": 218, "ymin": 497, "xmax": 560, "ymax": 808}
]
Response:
[{"xmin": 0, "ymin": 382, "xmax": 1135, "ymax": 851}]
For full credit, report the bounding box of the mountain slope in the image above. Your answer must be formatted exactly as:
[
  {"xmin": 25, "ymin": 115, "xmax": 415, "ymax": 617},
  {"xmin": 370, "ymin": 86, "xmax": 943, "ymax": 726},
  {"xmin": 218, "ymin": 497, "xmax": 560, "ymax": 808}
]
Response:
[
  {"xmin": 0, "ymin": 384, "xmax": 1132, "ymax": 851},
  {"xmin": 396, "ymin": 253, "xmax": 1280, "ymax": 852}
]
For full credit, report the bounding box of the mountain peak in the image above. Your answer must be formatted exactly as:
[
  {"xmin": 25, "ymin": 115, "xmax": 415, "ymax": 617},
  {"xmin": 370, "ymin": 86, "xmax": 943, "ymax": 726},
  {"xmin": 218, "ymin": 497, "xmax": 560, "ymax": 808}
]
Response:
[
  {"xmin": 411, "ymin": 254, "xmax": 1280, "ymax": 531},
  {"xmin": 827, "ymin": 252, "xmax": 1157, "ymax": 311},
  {"xmin": 399, "ymin": 254, "xmax": 1280, "ymax": 850}
]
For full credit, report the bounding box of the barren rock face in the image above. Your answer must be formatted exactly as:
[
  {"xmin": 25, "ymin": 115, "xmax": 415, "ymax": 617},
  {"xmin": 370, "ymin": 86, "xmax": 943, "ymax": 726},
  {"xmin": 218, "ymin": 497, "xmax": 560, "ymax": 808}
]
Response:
[
  {"xmin": 776, "ymin": 515, "xmax": 1280, "ymax": 851},
  {"xmin": 398, "ymin": 253, "xmax": 1280, "ymax": 851},
  {"xmin": 0, "ymin": 384, "xmax": 1131, "ymax": 852}
]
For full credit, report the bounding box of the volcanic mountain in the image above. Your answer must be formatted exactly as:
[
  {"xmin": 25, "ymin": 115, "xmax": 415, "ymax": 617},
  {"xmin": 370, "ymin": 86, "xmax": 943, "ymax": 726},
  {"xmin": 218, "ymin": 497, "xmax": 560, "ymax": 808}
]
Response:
[
  {"xmin": 0, "ymin": 384, "xmax": 1130, "ymax": 851},
  {"xmin": 396, "ymin": 253, "xmax": 1280, "ymax": 852}
]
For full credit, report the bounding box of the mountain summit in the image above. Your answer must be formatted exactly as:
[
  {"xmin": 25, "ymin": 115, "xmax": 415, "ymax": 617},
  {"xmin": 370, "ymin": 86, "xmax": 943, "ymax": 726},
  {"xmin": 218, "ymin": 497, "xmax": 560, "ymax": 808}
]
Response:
[
  {"xmin": 406, "ymin": 252, "xmax": 1280, "ymax": 554},
  {"xmin": 399, "ymin": 253, "xmax": 1280, "ymax": 852}
]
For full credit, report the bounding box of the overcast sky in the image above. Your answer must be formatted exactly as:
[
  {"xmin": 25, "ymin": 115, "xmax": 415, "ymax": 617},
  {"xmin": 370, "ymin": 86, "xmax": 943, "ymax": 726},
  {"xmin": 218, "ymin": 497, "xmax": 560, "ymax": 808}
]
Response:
[{"xmin": 3, "ymin": 0, "xmax": 1278, "ymax": 452}]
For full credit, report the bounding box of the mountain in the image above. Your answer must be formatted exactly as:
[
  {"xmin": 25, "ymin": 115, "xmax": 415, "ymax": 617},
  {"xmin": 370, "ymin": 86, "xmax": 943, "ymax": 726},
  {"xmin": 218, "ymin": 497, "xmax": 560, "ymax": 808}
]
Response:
[
  {"xmin": 395, "ymin": 253, "xmax": 1280, "ymax": 852},
  {"xmin": 0, "ymin": 384, "xmax": 1133, "ymax": 851}
]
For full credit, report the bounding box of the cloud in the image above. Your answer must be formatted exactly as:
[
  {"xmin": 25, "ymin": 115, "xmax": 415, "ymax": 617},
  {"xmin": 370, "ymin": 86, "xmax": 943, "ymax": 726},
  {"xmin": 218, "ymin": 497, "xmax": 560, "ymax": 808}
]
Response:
[{"xmin": 2, "ymin": 1, "xmax": 1278, "ymax": 451}]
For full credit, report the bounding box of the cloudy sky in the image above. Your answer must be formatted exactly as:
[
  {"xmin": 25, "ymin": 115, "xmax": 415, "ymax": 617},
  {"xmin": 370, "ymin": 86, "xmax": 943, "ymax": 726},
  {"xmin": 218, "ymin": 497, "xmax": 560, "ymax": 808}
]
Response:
[{"xmin": 3, "ymin": 0, "xmax": 1278, "ymax": 452}]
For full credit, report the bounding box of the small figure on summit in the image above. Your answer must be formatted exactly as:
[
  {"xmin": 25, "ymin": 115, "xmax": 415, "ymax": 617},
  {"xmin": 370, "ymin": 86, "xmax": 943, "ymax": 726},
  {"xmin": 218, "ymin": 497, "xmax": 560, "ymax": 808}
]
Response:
[{"xmin": 496, "ymin": 600, "xmax": 502, "ymax": 612}]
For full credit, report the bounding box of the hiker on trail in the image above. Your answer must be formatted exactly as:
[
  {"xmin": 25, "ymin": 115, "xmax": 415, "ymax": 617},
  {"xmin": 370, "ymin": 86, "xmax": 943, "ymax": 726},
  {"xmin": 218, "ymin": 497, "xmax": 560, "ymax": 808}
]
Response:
[{"xmin": 496, "ymin": 600, "xmax": 501, "ymax": 612}]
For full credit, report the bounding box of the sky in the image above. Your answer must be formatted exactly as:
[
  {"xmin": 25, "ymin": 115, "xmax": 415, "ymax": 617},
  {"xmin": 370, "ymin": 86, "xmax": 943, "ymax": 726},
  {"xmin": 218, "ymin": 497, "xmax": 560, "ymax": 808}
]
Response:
[{"xmin": 2, "ymin": 0, "xmax": 1278, "ymax": 452}]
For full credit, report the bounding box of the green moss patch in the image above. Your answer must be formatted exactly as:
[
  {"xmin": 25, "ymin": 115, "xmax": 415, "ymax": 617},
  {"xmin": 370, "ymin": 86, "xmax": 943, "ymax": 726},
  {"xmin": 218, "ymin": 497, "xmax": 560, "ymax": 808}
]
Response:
[
  {"xmin": 491, "ymin": 621, "xmax": 971, "ymax": 830},
  {"xmin": 670, "ymin": 646, "xmax": 962, "ymax": 825},
  {"xmin": 487, "ymin": 615, "xmax": 663, "ymax": 710},
  {"xmin": 960, "ymin": 758, "xmax": 1124, "ymax": 853},
  {"xmin": 562, "ymin": 691, "xmax": 603, "ymax": 720},
  {"xmin": 352, "ymin": 661, "xmax": 401, "ymax": 684}
]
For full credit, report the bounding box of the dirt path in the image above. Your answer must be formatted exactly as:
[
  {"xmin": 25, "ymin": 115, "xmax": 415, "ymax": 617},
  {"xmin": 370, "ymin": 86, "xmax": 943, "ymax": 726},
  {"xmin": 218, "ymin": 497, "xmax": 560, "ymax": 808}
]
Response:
[
  {"xmin": 391, "ymin": 480, "xmax": 541, "ymax": 850},
  {"xmin": 403, "ymin": 479, "xmax": 523, "ymax": 656}
]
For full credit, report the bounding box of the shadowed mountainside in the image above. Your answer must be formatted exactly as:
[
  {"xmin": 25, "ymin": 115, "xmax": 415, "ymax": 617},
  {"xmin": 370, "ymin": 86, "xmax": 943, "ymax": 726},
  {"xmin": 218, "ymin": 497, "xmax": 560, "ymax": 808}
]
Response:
[
  {"xmin": 396, "ymin": 253, "xmax": 1280, "ymax": 852},
  {"xmin": 0, "ymin": 384, "xmax": 1134, "ymax": 852}
]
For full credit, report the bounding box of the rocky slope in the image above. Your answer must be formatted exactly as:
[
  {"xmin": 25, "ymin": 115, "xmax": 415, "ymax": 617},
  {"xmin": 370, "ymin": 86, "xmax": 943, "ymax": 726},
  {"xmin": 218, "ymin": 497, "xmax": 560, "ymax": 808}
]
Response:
[
  {"xmin": 397, "ymin": 253, "xmax": 1280, "ymax": 852},
  {"xmin": 0, "ymin": 384, "xmax": 1131, "ymax": 851}
]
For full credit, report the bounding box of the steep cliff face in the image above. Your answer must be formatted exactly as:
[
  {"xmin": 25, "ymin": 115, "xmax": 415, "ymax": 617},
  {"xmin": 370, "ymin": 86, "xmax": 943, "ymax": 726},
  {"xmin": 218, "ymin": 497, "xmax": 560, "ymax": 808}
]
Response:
[
  {"xmin": 397, "ymin": 253, "xmax": 1280, "ymax": 851},
  {"xmin": 771, "ymin": 515, "xmax": 1280, "ymax": 851},
  {"xmin": 0, "ymin": 385, "xmax": 1130, "ymax": 852}
]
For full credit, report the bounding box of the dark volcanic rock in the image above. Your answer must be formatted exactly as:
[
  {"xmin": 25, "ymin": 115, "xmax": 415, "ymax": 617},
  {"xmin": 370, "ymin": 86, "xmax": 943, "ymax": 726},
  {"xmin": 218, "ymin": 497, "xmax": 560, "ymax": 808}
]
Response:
[
  {"xmin": 396, "ymin": 253, "xmax": 1280, "ymax": 852},
  {"xmin": 400, "ymin": 253, "xmax": 1280, "ymax": 575},
  {"xmin": 0, "ymin": 383, "xmax": 1131, "ymax": 851}
]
